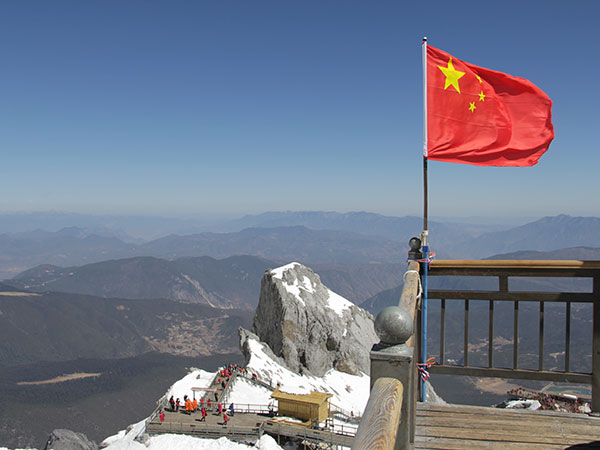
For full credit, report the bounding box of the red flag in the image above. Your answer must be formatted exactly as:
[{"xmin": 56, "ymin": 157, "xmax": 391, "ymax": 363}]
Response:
[{"xmin": 426, "ymin": 45, "xmax": 554, "ymax": 167}]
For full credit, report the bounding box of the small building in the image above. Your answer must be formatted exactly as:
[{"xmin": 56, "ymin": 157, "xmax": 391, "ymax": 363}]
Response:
[{"xmin": 271, "ymin": 389, "xmax": 333, "ymax": 426}]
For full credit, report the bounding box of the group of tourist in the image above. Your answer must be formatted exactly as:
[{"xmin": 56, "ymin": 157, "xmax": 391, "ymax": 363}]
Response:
[
  {"xmin": 160, "ymin": 362, "xmax": 277, "ymax": 427},
  {"xmin": 167, "ymin": 395, "xmax": 235, "ymax": 424}
]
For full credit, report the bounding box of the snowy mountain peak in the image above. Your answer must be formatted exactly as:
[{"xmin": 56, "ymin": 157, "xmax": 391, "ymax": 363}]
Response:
[{"xmin": 251, "ymin": 262, "xmax": 378, "ymax": 376}]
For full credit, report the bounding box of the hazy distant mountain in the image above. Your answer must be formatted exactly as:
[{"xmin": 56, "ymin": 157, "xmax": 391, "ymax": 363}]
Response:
[
  {"xmin": 0, "ymin": 291, "xmax": 251, "ymax": 366},
  {"xmin": 9, "ymin": 255, "xmax": 274, "ymax": 309},
  {"xmin": 462, "ymin": 215, "xmax": 600, "ymax": 258},
  {"xmin": 2, "ymin": 214, "xmax": 599, "ymax": 280},
  {"xmin": 221, "ymin": 210, "xmax": 500, "ymax": 247},
  {"xmin": 0, "ymin": 211, "xmax": 217, "ymax": 240},
  {"xmin": 140, "ymin": 226, "xmax": 408, "ymax": 264},
  {"xmin": 0, "ymin": 229, "xmax": 138, "ymax": 278},
  {"xmin": 485, "ymin": 246, "xmax": 600, "ymax": 260}
]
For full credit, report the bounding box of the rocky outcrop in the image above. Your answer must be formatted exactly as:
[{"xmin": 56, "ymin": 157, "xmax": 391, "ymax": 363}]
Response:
[
  {"xmin": 43, "ymin": 429, "xmax": 97, "ymax": 450},
  {"xmin": 246, "ymin": 262, "xmax": 378, "ymax": 376}
]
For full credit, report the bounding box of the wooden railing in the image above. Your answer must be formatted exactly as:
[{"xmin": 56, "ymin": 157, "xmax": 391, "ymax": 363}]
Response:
[
  {"xmin": 355, "ymin": 258, "xmax": 600, "ymax": 450},
  {"xmin": 352, "ymin": 377, "xmax": 404, "ymax": 449},
  {"xmin": 353, "ymin": 261, "xmax": 421, "ymax": 450},
  {"xmin": 427, "ymin": 260, "xmax": 600, "ymax": 411}
]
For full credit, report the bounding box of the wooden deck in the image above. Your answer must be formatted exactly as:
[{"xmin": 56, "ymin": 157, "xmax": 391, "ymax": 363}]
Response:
[{"xmin": 416, "ymin": 403, "xmax": 600, "ymax": 449}]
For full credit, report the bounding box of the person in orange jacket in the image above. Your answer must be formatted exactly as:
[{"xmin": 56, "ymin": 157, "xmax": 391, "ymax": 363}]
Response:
[{"xmin": 192, "ymin": 398, "xmax": 198, "ymax": 411}]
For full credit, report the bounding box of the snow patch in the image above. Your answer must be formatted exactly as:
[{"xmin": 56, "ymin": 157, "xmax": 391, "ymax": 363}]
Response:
[
  {"xmin": 301, "ymin": 276, "xmax": 315, "ymax": 293},
  {"xmin": 326, "ymin": 289, "xmax": 352, "ymax": 317},
  {"xmin": 269, "ymin": 264, "xmax": 317, "ymax": 307},
  {"xmin": 269, "ymin": 263, "xmax": 300, "ymax": 279},
  {"xmin": 165, "ymin": 369, "xmax": 215, "ymax": 401}
]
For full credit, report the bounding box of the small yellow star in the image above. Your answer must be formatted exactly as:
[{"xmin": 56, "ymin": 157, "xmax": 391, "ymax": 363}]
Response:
[
  {"xmin": 468, "ymin": 102, "xmax": 476, "ymax": 112},
  {"xmin": 475, "ymin": 74, "xmax": 483, "ymax": 84},
  {"xmin": 478, "ymin": 91, "xmax": 486, "ymax": 102},
  {"xmin": 438, "ymin": 57, "xmax": 466, "ymax": 93}
]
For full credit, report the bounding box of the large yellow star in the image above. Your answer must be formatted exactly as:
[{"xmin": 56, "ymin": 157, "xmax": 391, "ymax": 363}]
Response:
[{"xmin": 438, "ymin": 57, "xmax": 465, "ymax": 93}]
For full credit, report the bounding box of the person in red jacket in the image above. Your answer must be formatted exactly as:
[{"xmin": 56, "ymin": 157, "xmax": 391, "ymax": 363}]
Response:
[
  {"xmin": 200, "ymin": 407, "xmax": 206, "ymax": 421},
  {"xmin": 159, "ymin": 411, "xmax": 165, "ymax": 423},
  {"xmin": 223, "ymin": 413, "xmax": 229, "ymax": 426}
]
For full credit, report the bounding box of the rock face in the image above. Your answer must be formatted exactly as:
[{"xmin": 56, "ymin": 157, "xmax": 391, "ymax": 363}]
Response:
[
  {"xmin": 248, "ymin": 262, "xmax": 378, "ymax": 376},
  {"xmin": 43, "ymin": 429, "xmax": 97, "ymax": 450}
]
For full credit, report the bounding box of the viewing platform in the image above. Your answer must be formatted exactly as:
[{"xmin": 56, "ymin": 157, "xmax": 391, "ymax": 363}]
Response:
[{"xmin": 147, "ymin": 400, "xmax": 600, "ymax": 449}]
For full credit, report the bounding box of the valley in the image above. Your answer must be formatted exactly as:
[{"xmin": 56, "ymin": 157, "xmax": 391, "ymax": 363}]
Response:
[{"xmin": 0, "ymin": 353, "xmax": 245, "ymax": 449}]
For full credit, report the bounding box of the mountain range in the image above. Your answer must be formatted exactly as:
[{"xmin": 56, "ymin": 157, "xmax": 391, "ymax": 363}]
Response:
[
  {"xmin": 1, "ymin": 213, "xmax": 600, "ymax": 279},
  {"xmin": 4, "ymin": 255, "xmax": 408, "ymax": 307}
]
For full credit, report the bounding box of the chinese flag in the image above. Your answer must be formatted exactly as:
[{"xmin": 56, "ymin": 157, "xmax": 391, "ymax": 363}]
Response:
[{"xmin": 427, "ymin": 45, "xmax": 554, "ymax": 167}]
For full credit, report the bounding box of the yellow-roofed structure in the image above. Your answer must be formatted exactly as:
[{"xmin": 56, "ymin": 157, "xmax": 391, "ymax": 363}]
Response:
[{"xmin": 270, "ymin": 389, "xmax": 332, "ymax": 426}]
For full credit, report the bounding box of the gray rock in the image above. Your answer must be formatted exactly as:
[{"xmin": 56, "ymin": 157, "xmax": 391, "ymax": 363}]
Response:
[
  {"xmin": 44, "ymin": 429, "xmax": 97, "ymax": 450},
  {"xmin": 246, "ymin": 262, "xmax": 378, "ymax": 376}
]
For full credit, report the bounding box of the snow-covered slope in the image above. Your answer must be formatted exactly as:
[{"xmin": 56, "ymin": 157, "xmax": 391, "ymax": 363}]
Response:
[
  {"xmin": 101, "ymin": 418, "xmax": 281, "ymax": 450},
  {"xmin": 235, "ymin": 332, "xmax": 370, "ymax": 415},
  {"xmin": 100, "ymin": 368, "xmax": 283, "ymax": 450}
]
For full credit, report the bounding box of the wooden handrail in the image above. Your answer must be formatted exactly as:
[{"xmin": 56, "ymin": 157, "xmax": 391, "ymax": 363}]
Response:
[
  {"xmin": 352, "ymin": 377, "xmax": 404, "ymax": 450},
  {"xmin": 400, "ymin": 261, "xmax": 421, "ymax": 347},
  {"xmin": 431, "ymin": 259, "xmax": 600, "ymax": 269}
]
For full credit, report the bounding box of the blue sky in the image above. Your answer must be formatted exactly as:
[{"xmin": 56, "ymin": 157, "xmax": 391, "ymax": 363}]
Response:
[{"xmin": 1, "ymin": 0, "xmax": 598, "ymax": 220}]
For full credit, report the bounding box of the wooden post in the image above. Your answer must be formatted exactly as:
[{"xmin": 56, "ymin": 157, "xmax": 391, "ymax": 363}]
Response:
[{"xmin": 369, "ymin": 345, "xmax": 414, "ymax": 450}]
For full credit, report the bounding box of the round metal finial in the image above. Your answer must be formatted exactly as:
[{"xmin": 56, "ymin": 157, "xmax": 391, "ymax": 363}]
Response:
[
  {"xmin": 374, "ymin": 306, "xmax": 414, "ymax": 345},
  {"xmin": 409, "ymin": 237, "xmax": 421, "ymax": 250},
  {"xmin": 408, "ymin": 236, "xmax": 422, "ymax": 260}
]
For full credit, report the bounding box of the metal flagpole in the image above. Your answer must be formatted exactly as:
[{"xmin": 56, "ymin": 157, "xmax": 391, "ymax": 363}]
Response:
[{"xmin": 421, "ymin": 36, "xmax": 430, "ymax": 402}]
